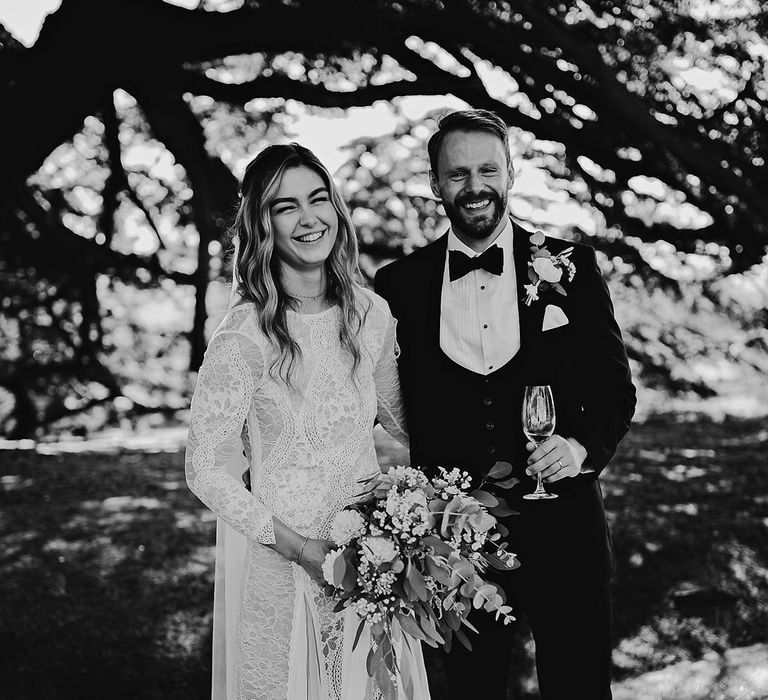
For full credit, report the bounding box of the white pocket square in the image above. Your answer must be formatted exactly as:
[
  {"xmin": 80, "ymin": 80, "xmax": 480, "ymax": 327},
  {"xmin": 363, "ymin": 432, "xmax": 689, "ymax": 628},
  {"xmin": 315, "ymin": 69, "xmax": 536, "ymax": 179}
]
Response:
[{"xmin": 542, "ymin": 304, "xmax": 569, "ymax": 331}]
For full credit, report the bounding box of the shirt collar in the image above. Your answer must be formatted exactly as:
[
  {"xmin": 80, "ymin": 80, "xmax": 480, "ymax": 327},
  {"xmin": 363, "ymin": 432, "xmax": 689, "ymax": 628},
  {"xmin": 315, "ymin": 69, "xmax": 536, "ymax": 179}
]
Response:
[{"xmin": 447, "ymin": 217, "xmax": 514, "ymax": 260}]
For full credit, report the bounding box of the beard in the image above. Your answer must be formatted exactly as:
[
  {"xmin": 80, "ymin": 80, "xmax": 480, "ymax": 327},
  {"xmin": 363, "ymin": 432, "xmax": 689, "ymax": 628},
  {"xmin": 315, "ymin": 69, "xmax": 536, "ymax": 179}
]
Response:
[{"xmin": 443, "ymin": 189, "xmax": 507, "ymax": 241}]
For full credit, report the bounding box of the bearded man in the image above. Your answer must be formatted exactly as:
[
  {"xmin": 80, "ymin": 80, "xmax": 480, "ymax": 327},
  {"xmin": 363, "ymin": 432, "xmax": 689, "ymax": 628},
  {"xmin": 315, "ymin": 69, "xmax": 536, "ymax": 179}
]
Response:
[{"xmin": 375, "ymin": 109, "xmax": 636, "ymax": 699}]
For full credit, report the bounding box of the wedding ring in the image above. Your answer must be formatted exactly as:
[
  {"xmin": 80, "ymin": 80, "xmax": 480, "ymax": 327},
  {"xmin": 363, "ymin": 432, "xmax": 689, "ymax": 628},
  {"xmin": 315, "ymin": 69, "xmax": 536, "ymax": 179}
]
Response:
[{"xmin": 557, "ymin": 459, "xmax": 564, "ymax": 469}]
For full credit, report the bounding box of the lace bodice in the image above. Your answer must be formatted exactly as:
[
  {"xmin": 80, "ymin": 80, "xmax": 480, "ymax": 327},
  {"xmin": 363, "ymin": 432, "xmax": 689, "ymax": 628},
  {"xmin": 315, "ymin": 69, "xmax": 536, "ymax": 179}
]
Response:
[
  {"xmin": 186, "ymin": 288, "xmax": 408, "ymax": 546},
  {"xmin": 185, "ymin": 288, "xmax": 428, "ymax": 700}
]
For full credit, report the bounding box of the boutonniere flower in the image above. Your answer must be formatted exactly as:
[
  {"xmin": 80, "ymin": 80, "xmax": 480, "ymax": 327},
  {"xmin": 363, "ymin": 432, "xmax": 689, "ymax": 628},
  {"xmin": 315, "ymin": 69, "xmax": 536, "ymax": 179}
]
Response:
[{"xmin": 524, "ymin": 231, "xmax": 576, "ymax": 306}]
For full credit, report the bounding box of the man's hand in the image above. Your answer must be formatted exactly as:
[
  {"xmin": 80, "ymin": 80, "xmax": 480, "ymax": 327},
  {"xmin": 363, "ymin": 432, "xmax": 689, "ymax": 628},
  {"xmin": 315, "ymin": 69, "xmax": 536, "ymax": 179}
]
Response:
[{"xmin": 526, "ymin": 435, "xmax": 588, "ymax": 483}]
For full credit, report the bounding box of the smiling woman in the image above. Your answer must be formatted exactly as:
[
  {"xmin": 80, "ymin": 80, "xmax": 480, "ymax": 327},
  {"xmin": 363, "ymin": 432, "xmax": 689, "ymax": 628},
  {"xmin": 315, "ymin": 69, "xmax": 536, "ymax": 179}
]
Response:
[
  {"xmin": 232, "ymin": 143, "xmax": 369, "ymax": 380},
  {"xmin": 270, "ymin": 166, "xmax": 339, "ymax": 284},
  {"xmin": 184, "ymin": 143, "xmax": 429, "ymax": 699}
]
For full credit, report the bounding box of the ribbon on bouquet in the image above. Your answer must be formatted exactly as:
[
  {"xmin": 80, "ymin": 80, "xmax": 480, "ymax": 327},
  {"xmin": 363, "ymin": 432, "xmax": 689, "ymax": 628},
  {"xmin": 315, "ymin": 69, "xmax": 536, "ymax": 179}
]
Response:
[{"xmin": 341, "ymin": 608, "xmax": 431, "ymax": 700}]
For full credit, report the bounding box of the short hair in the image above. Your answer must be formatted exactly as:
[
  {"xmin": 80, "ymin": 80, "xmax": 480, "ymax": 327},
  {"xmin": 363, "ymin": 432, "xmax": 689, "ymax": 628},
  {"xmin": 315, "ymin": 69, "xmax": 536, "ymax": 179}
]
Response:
[{"xmin": 427, "ymin": 109, "xmax": 511, "ymax": 174}]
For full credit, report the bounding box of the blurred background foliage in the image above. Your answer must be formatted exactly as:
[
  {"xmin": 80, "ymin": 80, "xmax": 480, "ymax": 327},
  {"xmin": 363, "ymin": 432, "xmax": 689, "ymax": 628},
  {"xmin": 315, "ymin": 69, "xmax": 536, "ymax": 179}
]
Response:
[{"xmin": 1, "ymin": 0, "xmax": 767, "ymax": 439}]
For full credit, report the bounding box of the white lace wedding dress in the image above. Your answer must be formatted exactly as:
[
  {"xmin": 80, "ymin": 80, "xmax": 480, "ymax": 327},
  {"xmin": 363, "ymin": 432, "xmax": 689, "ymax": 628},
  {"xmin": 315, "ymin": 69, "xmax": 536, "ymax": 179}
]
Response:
[{"xmin": 186, "ymin": 289, "xmax": 431, "ymax": 700}]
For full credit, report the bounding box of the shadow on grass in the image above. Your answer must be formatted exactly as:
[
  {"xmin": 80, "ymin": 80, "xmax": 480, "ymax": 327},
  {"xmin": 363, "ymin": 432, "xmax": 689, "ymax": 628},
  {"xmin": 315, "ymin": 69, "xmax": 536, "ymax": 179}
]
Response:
[
  {"xmin": 0, "ymin": 450, "xmax": 213, "ymax": 700},
  {"xmin": 1, "ymin": 415, "xmax": 767, "ymax": 699},
  {"xmin": 603, "ymin": 414, "xmax": 768, "ymax": 679}
]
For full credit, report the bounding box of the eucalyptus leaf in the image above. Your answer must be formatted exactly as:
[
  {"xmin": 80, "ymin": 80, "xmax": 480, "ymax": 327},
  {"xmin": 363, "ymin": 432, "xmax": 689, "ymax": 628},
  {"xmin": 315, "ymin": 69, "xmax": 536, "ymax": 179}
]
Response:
[
  {"xmin": 352, "ymin": 619, "xmax": 366, "ymax": 651},
  {"xmin": 340, "ymin": 549, "xmax": 358, "ymax": 591},
  {"xmin": 455, "ymin": 627, "xmax": 473, "ymax": 651},
  {"xmin": 422, "ymin": 535, "xmax": 453, "ymax": 557},
  {"xmin": 418, "ymin": 610, "xmax": 445, "ymax": 644},
  {"xmin": 487, "ymin": 461, "xmax": 513, "ymax": 479},
  {"xmin": 493, "ymin": 475, "xmax": 521, "ymax": 489},
  {"xmin": 443, "ymin": 629, "xmax": 453, "ymax": 654},
  {"xmin": 396, "ymin": 612, "xmax": 426, "ymax": 642},
  {"xmin": 489, "ymin": 500, "xmax": 517, "ymax": 517},
  {"xmin": 470, "ymin": 489, "xmax": 499, "ymax": 508},
  {"xmin": 404, "ymin": 558, "xmax": 429, "ymax": 601},
  {"xmin": 425, "ymin": 556, "xmax": 451, "ymax": 586},
  {"xmin": 366, "ymin": 645, "xmax": 378, "ymax": 678},
  {"xmin": 461, "ymin": 617, "xmax": 480, "ymax": 634}
]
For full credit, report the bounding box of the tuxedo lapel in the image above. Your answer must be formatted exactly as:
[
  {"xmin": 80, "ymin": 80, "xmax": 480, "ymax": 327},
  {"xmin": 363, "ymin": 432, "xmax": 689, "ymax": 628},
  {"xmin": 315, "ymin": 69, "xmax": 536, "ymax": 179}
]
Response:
[
  {"xmin": 512, "ymin": 220, "xmax": 546, "ymax": 360},
  {"xmin": 420, "ymin": 234, "xmax": 448, "ymax": 352}
]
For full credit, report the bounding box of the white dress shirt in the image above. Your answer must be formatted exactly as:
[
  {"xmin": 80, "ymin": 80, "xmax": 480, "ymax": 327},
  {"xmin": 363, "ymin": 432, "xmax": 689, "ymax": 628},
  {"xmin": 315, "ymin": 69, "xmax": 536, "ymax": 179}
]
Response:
[{"xmin": 440, "ymin": 219, "xmax": 520, "ymax": 375}]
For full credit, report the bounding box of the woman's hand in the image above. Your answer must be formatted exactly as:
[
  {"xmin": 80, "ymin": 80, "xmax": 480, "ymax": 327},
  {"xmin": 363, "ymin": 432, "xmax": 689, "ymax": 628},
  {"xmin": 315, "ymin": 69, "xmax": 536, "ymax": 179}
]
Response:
[
  {"xmin": 269, "ymin": 517, "xmax": 337, "ymax": 583},
  {"xmin": 298, "ymin": 538, "xmax": 336, "ymax": 584}
]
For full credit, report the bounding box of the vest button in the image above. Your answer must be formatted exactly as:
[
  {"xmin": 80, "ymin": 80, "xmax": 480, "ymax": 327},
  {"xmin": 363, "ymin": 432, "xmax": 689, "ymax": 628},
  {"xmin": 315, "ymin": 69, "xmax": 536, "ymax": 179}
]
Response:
[
  {"xmin": 486, "ymin": 421, "xmax": 495, "ymax": 430},
  {"xmin": 487, "ymin": 446, "xmax": 496, "ymax": 455},
  {"xmin": 483, "ymin": 397, "xmax": 493, "ymax": 407}
]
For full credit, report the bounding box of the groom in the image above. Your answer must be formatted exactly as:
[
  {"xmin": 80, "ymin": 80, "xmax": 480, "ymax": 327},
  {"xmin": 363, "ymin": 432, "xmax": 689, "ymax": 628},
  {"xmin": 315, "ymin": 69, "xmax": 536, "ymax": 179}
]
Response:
[{"xmin": 375, "ymin": 109, "xmax": 636, "ymax": 699}]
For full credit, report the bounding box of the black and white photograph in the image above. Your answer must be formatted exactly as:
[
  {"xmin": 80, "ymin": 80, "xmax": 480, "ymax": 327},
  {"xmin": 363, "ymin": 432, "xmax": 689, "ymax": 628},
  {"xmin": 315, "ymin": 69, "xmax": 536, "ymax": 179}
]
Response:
[{"xmin": 1, "ymin": 1, "xmax": 767, "ymax": 699}]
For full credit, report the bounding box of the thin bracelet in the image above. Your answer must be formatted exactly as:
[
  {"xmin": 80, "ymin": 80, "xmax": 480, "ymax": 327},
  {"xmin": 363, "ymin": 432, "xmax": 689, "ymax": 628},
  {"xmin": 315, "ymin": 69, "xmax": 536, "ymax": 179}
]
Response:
[{"xmin": 296, "ymin": 536, "xmax": 309, "ymax": 565}]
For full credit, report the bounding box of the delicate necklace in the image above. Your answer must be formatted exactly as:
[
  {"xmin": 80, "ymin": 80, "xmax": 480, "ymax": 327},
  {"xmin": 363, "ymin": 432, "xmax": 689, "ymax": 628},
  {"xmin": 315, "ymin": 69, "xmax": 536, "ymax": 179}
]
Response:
[{"xmin": 287, "ymin": 288, "xmax": 327, "ymax": 300}]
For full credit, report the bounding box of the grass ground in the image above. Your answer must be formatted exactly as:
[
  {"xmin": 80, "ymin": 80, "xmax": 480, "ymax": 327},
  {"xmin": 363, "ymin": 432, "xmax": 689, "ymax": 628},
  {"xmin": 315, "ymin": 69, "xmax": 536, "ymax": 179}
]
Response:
[{"xmin": 0, "ymin": 414, "xmax": 766, "ymax": 699}]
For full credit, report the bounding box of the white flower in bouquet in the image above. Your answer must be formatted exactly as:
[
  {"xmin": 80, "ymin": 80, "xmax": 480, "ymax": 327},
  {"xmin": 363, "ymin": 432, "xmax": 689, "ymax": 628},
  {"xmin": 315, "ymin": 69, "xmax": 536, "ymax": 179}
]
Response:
[
  {"xmin": 330, "ymin": 510, "xmax": 366, "ymax": 546},
  {"xmin": 322, "ymin": 548, "xmax": 343, "ymax": 586},
  {"xmin": 385, "ymin": 486, "xmax": 427, "ymax": 516},
  {"xmin": 387, "ymin": 465, "xmax": 429, "ymax": 489},
  {"xmin": 433, "ymin": 468, "xmax": 472, "ymax": 498},
  {"xmin": 382, "ymin": 488, "xmax": 431, "ymax": 542},
  {"xmin": 323, "ymin": 461, "xmax": 520, "ymax": 700},
  {"xmin": 469, "ymin": 510, "xmax": 496, "ymax": 533},
  {"xmin": 361, "ymin": 536, "xmax": 399, "ymax": 566}
]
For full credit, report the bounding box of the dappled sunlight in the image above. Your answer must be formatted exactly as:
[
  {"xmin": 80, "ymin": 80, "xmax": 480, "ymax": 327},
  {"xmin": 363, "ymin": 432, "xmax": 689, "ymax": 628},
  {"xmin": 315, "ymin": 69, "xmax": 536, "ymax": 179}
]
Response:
[
  {"xmin": 144, "ymin": 545, "xmax": 214, "ymax": 586},
  {"xmin": 1, "ymin": 0, "xmax": 766, "ymax": 695},
  {"xmin": 0, "ymin": 444, "xmax": 214, "ymax": 699},
  {"xmin": 0, "ymin": 531, "xmax": 39, "ymax": 569},
  {"xmin": 1, "ymin": 415, "xmax": 767, "ymax": 696},
  {"xmin": 101, "ymin": 495, "xmax": 164, "ymax": 510},
  {"xmin": 43, "ymin": 534, "xmax": 130, "ymax": 576},
  {"xmin": 604, "ymin": 415, "xmax": 768, "ymax": 682},
  {"xmin": 636, "ymin": 448, "xmax": 668, "ymax": 463},
  {"xmin": 679, "ymin": 448, "xmax": 716, "ymax": 458},
  {"xmin": 0, "ymin": 427, "xmax": 190, "ymax": 454},
  {"xmin": 156, "ymin": 609, "xmax": 213, "ymax": 660},
  {"xmin": 662, "ymin": 464, "xmax": 708, "ymax": 481},
  {"xmin": 0, "ymin": 473, "xmax": 34, "ymax": 490},
  {"xmin": 176, "ymin": 509, "xmax": 216, "ymax": 530}
]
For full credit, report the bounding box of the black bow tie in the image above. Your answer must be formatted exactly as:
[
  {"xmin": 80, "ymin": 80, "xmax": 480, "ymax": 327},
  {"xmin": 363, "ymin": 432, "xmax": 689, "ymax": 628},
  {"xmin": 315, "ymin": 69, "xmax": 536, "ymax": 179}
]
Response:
[{"xmin": 448, "ymin": 245, "xmax": 504, "ymax": 282}]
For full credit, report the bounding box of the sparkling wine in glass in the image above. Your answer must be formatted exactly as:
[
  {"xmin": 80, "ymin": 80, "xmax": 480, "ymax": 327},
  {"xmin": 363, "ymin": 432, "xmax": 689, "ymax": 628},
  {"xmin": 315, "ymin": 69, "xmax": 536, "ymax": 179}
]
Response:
[{"xmin": 522, "ymin": 385, "xmax": 558, "ymax": 500}]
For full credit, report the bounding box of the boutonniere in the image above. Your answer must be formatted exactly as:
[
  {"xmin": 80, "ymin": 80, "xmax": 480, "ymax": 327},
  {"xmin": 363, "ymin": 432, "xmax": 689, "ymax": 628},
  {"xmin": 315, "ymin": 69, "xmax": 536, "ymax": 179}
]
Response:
[{"xmin": 523, "ymin": 231, "xmax": 576, "ymax": 306}]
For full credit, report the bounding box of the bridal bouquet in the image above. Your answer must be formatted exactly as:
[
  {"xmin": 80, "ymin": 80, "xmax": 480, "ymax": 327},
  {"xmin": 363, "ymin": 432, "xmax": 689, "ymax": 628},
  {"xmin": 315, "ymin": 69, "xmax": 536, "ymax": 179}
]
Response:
[{"xmin": 322, "ymin": 462, "xmax": 520, "ymax": 698}]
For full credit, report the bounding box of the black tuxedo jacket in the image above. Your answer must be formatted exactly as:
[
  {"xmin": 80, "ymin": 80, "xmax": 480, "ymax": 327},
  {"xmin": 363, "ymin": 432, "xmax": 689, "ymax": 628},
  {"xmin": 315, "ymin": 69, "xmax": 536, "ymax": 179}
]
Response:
[{"xmin": 374, "ymin": 220, "xmax": 636, "ymax": 492}]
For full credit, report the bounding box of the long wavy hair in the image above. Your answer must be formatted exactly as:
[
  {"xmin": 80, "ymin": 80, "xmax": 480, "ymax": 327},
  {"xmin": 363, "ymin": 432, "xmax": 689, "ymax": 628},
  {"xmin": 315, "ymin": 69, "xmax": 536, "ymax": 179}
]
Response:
[{"xmin": 229, "ymin": 143, "xmax": 370, "ymax": 385}]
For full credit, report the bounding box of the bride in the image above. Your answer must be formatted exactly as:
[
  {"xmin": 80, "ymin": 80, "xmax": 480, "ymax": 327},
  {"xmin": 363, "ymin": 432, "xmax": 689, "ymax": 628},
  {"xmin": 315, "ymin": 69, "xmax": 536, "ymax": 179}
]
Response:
[{"xmin": 185, "ymin": 143, "xmax": 430, "ymax": 699}]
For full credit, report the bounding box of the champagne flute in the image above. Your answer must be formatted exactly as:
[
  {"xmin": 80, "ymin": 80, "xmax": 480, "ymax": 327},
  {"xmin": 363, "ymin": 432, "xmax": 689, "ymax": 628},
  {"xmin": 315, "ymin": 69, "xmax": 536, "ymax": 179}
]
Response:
[{"xmin": 522, "ymin": 385, "xmax": 558, "ymax": 500}]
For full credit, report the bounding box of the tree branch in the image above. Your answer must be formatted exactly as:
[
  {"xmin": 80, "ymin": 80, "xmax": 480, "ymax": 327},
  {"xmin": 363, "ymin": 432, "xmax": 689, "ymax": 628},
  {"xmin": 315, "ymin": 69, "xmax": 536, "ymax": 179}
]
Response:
[{"xmin": 183, "ymin": 71, "xmax": 433, "ymax": 107}]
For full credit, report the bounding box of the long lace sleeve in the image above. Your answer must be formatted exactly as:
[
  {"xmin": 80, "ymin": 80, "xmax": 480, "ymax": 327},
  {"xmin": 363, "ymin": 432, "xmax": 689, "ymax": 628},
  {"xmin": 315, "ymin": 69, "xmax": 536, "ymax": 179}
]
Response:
[
  {"xmin": 185, "ymin": 328, "xmax": 276, "ymax": 545},
  {"xmin": 374, "ymin": 314, "xmax": 409, "ymax": 448}
]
